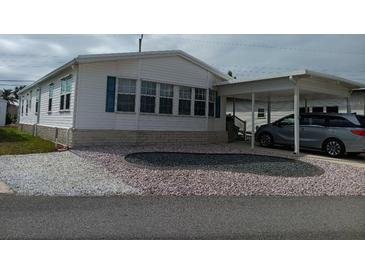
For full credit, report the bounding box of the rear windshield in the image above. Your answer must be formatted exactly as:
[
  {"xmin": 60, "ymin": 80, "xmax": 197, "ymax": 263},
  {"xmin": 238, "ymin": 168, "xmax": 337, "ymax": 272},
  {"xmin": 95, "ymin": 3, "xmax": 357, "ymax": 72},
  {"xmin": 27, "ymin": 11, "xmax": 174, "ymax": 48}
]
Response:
[{"xmin": 356, "ymin": 115, "xmax": 365, "ymax": 127}]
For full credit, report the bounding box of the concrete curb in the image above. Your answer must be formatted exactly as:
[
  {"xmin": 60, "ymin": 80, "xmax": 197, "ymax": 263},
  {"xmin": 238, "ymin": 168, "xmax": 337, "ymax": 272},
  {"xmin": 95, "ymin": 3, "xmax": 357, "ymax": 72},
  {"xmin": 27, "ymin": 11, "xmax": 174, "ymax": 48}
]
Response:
[{"xmin": 0, "ymin": 181, "xmax": 14, "ymax": 194}]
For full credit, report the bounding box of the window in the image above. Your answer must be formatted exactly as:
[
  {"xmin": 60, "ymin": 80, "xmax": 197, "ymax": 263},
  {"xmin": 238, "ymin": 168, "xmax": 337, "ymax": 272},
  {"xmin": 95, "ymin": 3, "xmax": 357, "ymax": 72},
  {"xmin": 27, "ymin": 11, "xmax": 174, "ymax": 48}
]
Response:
[
  {"xmin": 26, "ymin": 93, "xmax": 29, "ymax": 115},
  {"xmin": 29, "ymin": 91, "xmax": 32, "ymax": 111},
  {"xmin": 312, "ymin": 106, "xmax": 324, "ymax": 113},
  {"xmin": 208, "ymin": 89, "xmax": 215, "ymax": 117},
  {"xmin": 60, "ymin": 76, "xmax": 72, "ymax": 111},
  {"xmin": 194, "ymin": 88, "xmax": 206, "ymax": 116},
  {"xmin": 21, "ymin": 97, "xmax": 24, "ymax": 116},
  {"xmin": 328, "ymin": 116, "xmax": 354, "ymax": 127},
  {"xmin": 301, "ymin": 115, "xmax": 326, "ymax": 126},
  {"xmin": 35, "ymin": 90, "xmax": 40, "ymax": 113},
  {"xmin": 278, "ymin": 115, "xmax": 294, "ymax": 126},
  {"xmin": 117, "ymin": 78, "xmax": 136, "ymax": 112},
  {"xmin": 326, "ymin": 106, "xmax": 339, "ymax": 113},
  {"xmin": 140, "ymin": 81, "xmax": 156, "ymax": 113},
  {"xmin": 48, "ymin": 83, "xmax": 54, "ymax": 112},
  {"xmin": 257, "ymin": 108, "xmax": 265, "ymax": 119},
  {"xmin": 300, "ymin": 107, "xmax": 308, "ymax": 113},
  {"xmin": 179, "ymin": 86, "xmax": 192, "ymax": 115},
  {"xmin": 159, "ymin": 83, "xmax": 173, "ymax": 114}
]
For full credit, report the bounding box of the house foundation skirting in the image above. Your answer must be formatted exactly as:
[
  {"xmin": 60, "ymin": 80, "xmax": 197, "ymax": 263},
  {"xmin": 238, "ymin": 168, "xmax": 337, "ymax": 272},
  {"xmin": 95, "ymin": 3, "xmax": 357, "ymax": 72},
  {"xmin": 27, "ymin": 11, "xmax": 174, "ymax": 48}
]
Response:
[
  {"xmin": 18, "ymin": 124, "xmax": 72, "ymax": 146},
  {"xmin": 18, "ymin": 124, "xmax": 228, "ymax": 147}
]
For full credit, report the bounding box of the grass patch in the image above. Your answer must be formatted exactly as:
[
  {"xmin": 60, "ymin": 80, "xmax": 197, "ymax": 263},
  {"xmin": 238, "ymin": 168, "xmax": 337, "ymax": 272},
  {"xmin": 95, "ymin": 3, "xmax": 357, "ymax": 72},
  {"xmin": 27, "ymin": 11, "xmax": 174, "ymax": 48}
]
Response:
[{"xmin": 0, "ymin": 126, "xmax": 56, "ymax": 155}]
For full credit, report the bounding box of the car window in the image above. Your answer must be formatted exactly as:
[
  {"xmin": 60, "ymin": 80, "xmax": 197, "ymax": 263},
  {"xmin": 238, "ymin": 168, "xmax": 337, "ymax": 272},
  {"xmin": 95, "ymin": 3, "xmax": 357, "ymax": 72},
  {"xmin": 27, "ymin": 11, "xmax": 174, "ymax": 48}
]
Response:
[
  {"xmin": 278, "ymin": 116, "xmax": 294, "ymax": 126},
  {"xmin": 300, "ymin": 115, "xmax": 326, "ymax": 126},
  {"xmin": 356, "ymin": 115, "xmax": 365, "ymax": 127},
  {"xmin": 328, "ymin": 116, "xmax": 354, "ymax": 127}
]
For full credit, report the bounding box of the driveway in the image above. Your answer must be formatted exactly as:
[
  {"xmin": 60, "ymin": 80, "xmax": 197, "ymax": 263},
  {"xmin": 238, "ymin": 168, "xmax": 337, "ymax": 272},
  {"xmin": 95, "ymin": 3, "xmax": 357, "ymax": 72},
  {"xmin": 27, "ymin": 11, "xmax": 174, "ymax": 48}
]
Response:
[{"xmin": 0, "ymin": 195, "xmax": 364, "ymax": 239}]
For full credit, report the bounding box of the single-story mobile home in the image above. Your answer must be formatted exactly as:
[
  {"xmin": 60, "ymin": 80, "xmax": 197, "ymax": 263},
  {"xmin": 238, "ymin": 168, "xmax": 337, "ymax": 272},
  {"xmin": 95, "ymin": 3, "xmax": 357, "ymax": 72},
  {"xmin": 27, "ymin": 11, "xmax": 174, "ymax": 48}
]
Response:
[
  {"xmin": 17, "ymin": 50, "xmax": 364, "ymax": 150},
  {"xmin": 18, "ymin": 50, "xmax": 228, "ymax": 146}
]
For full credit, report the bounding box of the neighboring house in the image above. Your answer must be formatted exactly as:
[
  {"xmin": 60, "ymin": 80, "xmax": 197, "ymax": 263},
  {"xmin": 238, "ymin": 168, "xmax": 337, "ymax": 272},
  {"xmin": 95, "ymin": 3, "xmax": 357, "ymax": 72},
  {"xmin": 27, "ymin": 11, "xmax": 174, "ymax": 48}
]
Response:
[
  {"xmin": 227, "ymin": 88, "xmax": 365, "ymax": 130},
  {"xmin": 17, "ymin": 50, "xmax": 229, "ymax": 146},
  {"xmin": 0, "ymin": 98, "xmax": 6, "ymax": 126}
]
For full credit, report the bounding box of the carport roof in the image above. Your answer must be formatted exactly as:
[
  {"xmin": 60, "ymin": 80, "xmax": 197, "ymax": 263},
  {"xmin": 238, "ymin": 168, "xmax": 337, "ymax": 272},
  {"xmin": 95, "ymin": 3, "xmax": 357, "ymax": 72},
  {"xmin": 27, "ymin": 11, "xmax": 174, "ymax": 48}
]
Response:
[{"xmin": 215, "ymin": 69, "xmax": 364, "ymax": 90}]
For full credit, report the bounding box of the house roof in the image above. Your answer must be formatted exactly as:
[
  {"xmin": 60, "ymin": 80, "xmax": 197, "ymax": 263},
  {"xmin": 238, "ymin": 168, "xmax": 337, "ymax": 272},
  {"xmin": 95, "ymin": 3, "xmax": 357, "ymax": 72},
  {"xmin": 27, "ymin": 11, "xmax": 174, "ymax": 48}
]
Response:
[
  {"xmin": 19, "ymin": 50, "xmax": 229, "ymax": 94},
  {"xmin": 215, "ymin": 69, "xmax": 364, "ymax": 90}
]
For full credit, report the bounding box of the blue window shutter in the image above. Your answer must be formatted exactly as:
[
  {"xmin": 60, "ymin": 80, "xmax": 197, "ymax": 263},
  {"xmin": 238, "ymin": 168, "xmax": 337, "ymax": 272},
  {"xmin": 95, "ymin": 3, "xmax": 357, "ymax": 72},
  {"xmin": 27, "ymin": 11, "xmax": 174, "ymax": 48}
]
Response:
[
  {"xmin": 105, "ymin": 76, "xmax": 116, "ymax": 112},
  {"xmin": 215, "ymin": 95, "xmax": 221, "ymax": 118}
]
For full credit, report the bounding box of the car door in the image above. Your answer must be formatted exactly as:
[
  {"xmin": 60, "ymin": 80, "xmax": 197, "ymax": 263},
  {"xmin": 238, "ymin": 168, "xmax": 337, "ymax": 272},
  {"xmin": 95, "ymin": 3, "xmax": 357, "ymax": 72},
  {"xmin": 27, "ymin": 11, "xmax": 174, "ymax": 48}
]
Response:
[
  {"xmin": 274, "ymin": 115, "xmax": 295, "ymax": 145},
  {"xmin": 300, "ymin": 114, "xmax": 328, "ymax": 149}
]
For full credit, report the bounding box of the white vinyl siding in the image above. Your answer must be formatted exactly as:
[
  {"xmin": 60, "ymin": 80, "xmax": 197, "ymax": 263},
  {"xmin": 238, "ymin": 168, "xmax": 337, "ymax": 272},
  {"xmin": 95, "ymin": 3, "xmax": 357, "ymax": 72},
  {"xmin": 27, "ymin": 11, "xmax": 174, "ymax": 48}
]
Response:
[
  {"xmin": 74, "ymin": 56, "xmax": 226, "ymax": 131},
  {"xmin": 19, "ymin": 66, "xmax": 76, "ymax": 128}
]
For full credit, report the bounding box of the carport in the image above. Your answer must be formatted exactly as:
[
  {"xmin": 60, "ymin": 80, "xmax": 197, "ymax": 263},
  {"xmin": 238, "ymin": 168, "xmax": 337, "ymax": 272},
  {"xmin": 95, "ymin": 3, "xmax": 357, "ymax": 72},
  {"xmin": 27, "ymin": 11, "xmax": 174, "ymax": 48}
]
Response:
[{"xmin": 216, "ymin": 70, "xmax": 364, "ymax": 155}]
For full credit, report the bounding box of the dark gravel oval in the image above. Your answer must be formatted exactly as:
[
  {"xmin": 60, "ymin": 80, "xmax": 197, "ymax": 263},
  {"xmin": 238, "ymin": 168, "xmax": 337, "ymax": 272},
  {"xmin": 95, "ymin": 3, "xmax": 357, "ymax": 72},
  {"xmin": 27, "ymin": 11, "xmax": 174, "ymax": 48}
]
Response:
[{"xmin": 124, "ymin": 152, "xmax": 324, "ymax": 177}]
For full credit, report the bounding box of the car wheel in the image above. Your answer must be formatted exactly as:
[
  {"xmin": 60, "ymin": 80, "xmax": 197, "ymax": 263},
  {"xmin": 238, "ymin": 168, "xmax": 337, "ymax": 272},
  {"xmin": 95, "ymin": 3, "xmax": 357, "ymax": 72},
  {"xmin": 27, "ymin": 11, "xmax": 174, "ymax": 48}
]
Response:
[
  {"xmin": 259, "ymin": 133, "xmax": 273, "ymax": 147},
  {"xmin": 324, "ymin": 139, "xmax": 345, "ymax": 157}
]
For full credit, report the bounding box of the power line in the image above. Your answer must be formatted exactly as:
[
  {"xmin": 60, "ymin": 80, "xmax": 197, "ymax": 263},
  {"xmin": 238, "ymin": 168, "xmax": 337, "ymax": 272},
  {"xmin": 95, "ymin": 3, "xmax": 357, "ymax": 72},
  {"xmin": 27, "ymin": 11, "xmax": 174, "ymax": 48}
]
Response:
[{"xmin": 0, "ymin": 80, "xmax": 34, "ymax": 82}]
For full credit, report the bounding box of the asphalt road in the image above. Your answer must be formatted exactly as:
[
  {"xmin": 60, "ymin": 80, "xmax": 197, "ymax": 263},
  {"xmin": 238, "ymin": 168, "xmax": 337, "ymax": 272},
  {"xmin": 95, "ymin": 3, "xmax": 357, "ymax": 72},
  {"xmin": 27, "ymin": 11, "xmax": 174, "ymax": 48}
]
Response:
[{"xmin": 0, "ymin": 195, "xmax": 364, "ymax": 239}]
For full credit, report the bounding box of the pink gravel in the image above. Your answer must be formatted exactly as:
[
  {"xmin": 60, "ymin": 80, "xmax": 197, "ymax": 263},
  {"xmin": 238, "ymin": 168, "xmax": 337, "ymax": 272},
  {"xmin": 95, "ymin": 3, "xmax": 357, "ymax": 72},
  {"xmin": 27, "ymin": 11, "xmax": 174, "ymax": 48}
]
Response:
[{"xmin": 73, "ymin": 143, "xmax": 365, "ymax": 196}]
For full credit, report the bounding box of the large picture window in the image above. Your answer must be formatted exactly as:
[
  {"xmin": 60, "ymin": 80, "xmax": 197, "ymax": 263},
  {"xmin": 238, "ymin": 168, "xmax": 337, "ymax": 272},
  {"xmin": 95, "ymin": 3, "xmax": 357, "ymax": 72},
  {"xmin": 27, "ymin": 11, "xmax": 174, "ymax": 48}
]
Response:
[
  {"xmin": 179, "ymin": 86, "xmax": 192, "ymax": 115},
  {"xmin": 194, "ymin": 88, "xmax": 206, "ymax": 116},
  {"xmin": 117, "ymin": 78, "xmax": 136, "ymax": 112},
  {"xmin": 60, "ymin": 76, "xmax": 72, "ymax": 111},
  {"xmin": 208, "ymin": 89, "xmax": 216, "ymax": 117},
  {"xmin": 140, "ymin": 81, "xmax": 156, "ymax": 113},
  {"xmin": 159, "ymin": 83, "xmax": 173, "ymax": 114}
]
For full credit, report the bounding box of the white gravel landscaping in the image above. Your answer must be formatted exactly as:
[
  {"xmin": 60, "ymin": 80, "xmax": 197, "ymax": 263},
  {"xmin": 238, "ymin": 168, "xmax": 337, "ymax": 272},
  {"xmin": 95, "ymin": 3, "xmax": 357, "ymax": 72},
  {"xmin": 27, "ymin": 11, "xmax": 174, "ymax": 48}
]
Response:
[
  {"xmin": 74, "ymin": 143, "xmax": 365, "ymax": 196},
  {"xmin": 0, "ymin": 151, "xmax": 140, "ymax": 196},
  {"xmin": 1, "ymin": 143, "xmax": 364, "ymax": 196}
]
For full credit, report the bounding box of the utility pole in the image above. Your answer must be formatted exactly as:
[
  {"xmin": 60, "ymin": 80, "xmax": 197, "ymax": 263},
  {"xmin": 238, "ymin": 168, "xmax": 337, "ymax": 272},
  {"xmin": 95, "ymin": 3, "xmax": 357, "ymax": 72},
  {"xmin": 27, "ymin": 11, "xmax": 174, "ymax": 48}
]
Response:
[{"xmin": 139, "ymin": 34, "xmax": 144, "ymax": 52}]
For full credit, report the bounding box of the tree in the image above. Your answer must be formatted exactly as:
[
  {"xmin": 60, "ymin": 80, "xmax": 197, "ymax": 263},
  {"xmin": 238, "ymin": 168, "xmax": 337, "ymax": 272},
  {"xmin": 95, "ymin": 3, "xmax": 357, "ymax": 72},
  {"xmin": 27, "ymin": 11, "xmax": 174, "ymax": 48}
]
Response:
[
  {"xmin": 13, "ymin": 85, "xmax": 26, "ymax": 100},
  {"xmin": 1, "ymin": 88, "xmax": 16, "ymax": 105},
  {"xmin": 0, "ymin": 85, "xmax": 25, "ymax": 105}
]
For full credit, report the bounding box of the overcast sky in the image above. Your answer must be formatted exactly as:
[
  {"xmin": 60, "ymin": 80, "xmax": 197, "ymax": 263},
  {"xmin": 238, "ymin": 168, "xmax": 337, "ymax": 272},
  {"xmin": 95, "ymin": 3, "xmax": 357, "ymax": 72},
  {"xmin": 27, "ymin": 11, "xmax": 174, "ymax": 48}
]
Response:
[{"xmin": 1, "ymin": 34, "xmax": 364, "ymax": 89}]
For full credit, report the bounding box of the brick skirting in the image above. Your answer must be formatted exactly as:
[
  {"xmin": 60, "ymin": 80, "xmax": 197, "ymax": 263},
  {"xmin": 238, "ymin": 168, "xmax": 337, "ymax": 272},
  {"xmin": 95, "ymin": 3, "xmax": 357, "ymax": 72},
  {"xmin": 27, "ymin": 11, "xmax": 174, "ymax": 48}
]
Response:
[{"xmin": 18, "ymin": 124, "xmax": 228, "ymax": 147}]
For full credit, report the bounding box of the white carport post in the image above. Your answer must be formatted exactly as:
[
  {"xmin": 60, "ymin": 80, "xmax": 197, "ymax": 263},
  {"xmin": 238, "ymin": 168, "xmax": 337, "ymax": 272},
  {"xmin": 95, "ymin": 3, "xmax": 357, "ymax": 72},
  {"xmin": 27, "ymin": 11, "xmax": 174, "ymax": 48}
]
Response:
[
  {"xmin": 294, "ymin": 86, "xmax": 300, "ymax": 155},
  {"xmin": 346, "ymin": 97, "xmax": 352, "ymax": 113},
  {"xmin": 267, "ymin": 96, "xmax": 271, "ymax": 124},
  {"xmin": 251, "ymin": 92, "xmax": 255, "ymax": 149}
]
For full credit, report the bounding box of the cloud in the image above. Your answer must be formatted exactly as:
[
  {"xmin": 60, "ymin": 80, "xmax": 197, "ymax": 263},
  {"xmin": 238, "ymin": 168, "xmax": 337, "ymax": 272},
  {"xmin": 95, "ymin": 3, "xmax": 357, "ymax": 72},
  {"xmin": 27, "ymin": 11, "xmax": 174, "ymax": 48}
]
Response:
[{"xmin": 0, "ymin": 34, "xmax": 364, "ymax": 90}]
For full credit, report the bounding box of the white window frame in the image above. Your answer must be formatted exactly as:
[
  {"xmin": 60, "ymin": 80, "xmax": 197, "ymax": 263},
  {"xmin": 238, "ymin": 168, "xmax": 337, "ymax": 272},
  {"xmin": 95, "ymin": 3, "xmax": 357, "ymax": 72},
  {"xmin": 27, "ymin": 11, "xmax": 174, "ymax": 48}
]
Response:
[
  {"xmin": 257, "ymin": 108, "xmax": 265, "ymax": 119},
  {"xmin": 116, "ymin": 78, "xmax": 137, "ymax": 112},
  {"xmin": 178, "ymin": 86, "xmax": 192, "ymax": 115},
  {"xmin": 159, "ymin": 83, "xmax": 174, "ymax": 115},
  {"xmin": 140, "ymin": 80, "xmax": 157, "ymax": 113},
  {"xmin": 60, "ymin": 76, "xmax": 72, "ymax": 111},
  {"xmin": 48, "ymin": 83, "xmax": 54, "ymax": 112},
  {"xmin": 194, "ymin": 88, "xmax": 206, "ymax": 116}
]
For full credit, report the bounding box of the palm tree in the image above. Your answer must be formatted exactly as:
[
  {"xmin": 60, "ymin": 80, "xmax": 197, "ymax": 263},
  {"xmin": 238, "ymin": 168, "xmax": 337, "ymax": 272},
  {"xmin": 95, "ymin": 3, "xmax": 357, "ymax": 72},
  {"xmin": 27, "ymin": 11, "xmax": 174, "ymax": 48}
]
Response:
[{"xmin": 1, "ymin": 88, "xmax": 17, "ymax": 105}]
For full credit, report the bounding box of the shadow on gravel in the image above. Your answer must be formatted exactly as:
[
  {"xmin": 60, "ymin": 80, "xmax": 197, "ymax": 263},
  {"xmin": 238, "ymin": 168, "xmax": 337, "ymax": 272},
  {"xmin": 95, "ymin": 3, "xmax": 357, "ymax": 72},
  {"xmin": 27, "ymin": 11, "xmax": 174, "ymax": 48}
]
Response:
[{"xmin": 125, "ymin": 152, "xmax": 325, "ymax": 177}]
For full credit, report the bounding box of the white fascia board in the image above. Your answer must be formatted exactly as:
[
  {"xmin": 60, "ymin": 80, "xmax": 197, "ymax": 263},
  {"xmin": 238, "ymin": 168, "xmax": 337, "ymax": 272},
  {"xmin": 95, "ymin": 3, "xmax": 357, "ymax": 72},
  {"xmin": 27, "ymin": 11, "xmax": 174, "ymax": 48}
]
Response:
[{"xmin": 18, "ymin": 59, "xmax": 78, "ymax": 95}]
